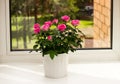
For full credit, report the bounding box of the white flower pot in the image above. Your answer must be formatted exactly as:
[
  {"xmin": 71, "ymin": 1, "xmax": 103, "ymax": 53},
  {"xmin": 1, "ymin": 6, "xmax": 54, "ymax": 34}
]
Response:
[{"xmin": 44, "ymin": 54, "xmax": 68, "ymax": 78}]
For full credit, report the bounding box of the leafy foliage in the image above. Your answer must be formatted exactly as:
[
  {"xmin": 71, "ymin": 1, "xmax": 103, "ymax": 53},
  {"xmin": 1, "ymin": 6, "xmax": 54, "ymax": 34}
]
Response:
[{"xmin": 32, "ymin": 15, "xmax": 85, "ymax": 60}]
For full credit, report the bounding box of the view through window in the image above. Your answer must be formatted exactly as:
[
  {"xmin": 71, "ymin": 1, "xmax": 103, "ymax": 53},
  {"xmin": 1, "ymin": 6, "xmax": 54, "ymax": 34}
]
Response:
[{"xmin": 10, "ymin": 0, "xmax": 112, "ymax": 50}]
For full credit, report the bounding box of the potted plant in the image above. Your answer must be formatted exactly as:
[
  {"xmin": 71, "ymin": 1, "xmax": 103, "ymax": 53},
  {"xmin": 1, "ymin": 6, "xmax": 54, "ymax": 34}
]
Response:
[{"xmin": 32, "ymin": 15, "xmax": 85, "ymax": 78}]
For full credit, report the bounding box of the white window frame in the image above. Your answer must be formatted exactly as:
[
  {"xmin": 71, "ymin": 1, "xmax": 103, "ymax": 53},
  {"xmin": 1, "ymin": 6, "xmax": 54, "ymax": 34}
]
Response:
[{"xmin": 0, "ymin": 0, "xmax": 120, "ymax": 63}]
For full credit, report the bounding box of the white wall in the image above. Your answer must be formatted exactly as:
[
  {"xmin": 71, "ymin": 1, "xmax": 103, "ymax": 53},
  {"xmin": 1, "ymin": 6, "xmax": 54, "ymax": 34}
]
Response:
[{"xmin": 0, "ymin": 0, "xmax": 120, "ymax": 63}]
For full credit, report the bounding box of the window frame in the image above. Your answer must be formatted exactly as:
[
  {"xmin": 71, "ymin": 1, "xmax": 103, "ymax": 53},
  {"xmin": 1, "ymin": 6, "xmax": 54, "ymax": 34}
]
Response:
[
  {"xmin": 0, "ymin": 0, "xmax": 120, "ymax": 62},
  {"xmin": 9, "ymin": 0, "xmax": 113, "ymax": 50}
]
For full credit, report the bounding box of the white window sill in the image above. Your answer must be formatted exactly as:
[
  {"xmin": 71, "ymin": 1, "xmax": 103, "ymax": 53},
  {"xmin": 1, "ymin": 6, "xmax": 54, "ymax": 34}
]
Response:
[{"xmin": 0, "ymin": 62, "xmax": 120, "ymax": 84}]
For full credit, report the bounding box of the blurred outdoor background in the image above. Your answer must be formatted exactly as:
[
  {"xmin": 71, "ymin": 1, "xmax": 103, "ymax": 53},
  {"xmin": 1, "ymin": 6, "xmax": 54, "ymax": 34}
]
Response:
[{"xmin": 10, "ymin": 0, "xmax": 95, "ymax": 50}]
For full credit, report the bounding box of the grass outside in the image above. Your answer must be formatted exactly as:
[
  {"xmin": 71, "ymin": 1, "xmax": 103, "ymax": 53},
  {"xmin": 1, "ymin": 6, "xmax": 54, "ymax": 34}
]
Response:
[{"xmin": 78, "ymin": 20, "xmax": 93, "ymax": 28}]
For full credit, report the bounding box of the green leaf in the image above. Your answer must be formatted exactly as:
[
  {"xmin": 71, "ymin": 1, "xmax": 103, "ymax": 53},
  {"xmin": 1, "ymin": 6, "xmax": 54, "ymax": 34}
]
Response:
[
  {"xmin": 50, "ymin": 53, "xmax": 54, "ymax": 60},
  {"xmin": 33, "ymin": 45, "xmax": 38, "ymax": 49},
  {"xmin": 48, "ymin": 50, "xmax": 57, "ymax": 60},
  {"xmin": 32, "ymin": 34, "xmax": 35, "ymax": 36}
]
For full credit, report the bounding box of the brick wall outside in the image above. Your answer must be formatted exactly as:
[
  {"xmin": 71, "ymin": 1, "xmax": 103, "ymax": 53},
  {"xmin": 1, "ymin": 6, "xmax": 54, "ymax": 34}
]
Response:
[{"xmin": 94, "ymin": 0, "xmax": 111, "ymax": 48}]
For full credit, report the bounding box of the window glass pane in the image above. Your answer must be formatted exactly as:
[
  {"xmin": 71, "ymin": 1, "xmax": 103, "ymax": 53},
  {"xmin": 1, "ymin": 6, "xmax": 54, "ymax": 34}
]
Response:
[{"xmin": 10, "ymin": 0, "xmax": 112, "ymax": 50}]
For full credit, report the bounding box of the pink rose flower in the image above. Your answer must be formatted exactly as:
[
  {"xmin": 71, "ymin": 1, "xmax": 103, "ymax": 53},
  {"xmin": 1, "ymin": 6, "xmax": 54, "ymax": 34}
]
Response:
[
  {"xmin": 33, "ymin": 23, "xmax": 40, "ymax": 34},
  {"xmin": 34, "ymin": 23, "xmax": 40, "ymax": 29},
  {"xmin": 42, "ymin": 24, "xmax": 50, "ymax": 31},
  {"xmin": 57, "ymin": 24, "xmax": 66, "ymax": 32},
  {"xmin": 61, "ymin": 15, "xmax": 70, "ymax": 22},
  {"xmin": 34, "ymin": 28, "xmax": 40, "ymax": 34},
  {"xmin": 71, "ymin": 20, "xmax": 80, "ymax": 26},
  {"xmin": 44, "ymin": 21, "xmax": 52, "ymax": 26},
  {"xmin": 47, "ymin": 36, "xmax": 52, "ymax": 41},
  {"xmin": 52, "ymin": 19, "xmax": 58, "ymax": 24}
]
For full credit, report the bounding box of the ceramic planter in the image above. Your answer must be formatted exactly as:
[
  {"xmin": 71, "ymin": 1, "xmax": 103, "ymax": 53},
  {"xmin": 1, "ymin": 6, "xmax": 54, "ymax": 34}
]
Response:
[{"xmin": 44, "ymin": 54, "xmax": 68, "ymax": 78}]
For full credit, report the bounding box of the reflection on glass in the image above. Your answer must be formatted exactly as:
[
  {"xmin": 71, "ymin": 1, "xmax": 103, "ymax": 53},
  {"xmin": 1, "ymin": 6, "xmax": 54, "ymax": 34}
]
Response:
[{"xmin": 10, "ymin": 0, "xmax": 112, "ymax": 50}]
